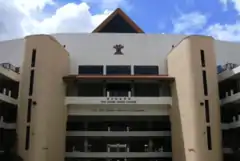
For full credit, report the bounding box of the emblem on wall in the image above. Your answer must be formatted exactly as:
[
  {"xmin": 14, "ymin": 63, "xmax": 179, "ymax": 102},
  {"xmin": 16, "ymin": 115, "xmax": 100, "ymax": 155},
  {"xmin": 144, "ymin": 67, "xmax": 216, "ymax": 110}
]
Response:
[{"xmin": 113, "ymin": 44, "xmax": 124, "ymax": 55}]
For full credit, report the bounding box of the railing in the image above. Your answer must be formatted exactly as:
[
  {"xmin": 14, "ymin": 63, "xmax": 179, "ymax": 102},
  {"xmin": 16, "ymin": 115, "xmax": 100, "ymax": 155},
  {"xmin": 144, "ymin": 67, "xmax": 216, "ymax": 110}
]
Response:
[
  {"xmin": 220, "ymin": 91, "xmax": 240, "ymax": 105},
  {"xmin": 67, "ymin": 131, "xmax": 171, "ymax": 137},
  {"xmin": 0, "ymin": 63, "xmax": 20, "ymax": 73},
  {"xmin": 217, "ymin": 63, "xmax": 239, "ymax": 74},
  {"xmin": 65, "ymin": 152, "xmax": 172, "ymax": 158},
  {"xmin": 0, "ymin": 88, "xmax": 18, "ymax": 105}
]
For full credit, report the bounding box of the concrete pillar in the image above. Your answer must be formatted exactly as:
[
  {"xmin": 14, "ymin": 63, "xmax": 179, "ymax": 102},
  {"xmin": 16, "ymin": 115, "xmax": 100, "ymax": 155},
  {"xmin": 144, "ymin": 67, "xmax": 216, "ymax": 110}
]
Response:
[
  {"xmin": 84, "ymin": 139, "xmax": 88, "ymax": 152},
  {"xmin": 84, "ymin": 122, "xmax": 88, "ymax": 152},
  {"xmin": 131, "ymin": 81, "xmax": 134, "ymax": 97},
  {"xmin": 103, "ymin": 81, "xmax": 107, "ymax": 96},
  {"xmin": 148, "ymin": 139, "xmax": 153, "ymax": 152},
  {"xmin": 84, "ymin": 122, "xmax": 88, "ymax": 130}
]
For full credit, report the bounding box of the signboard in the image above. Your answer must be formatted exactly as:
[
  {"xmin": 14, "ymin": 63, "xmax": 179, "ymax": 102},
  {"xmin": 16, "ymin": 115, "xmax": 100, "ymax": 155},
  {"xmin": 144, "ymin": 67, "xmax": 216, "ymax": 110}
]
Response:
[
  {"xmin": 101, "ymin": 97, "xmax": 136, "ymax": 104},
  {"xmin": 101, "ymin": 100, "xmax": 136, "ymax": 104}
]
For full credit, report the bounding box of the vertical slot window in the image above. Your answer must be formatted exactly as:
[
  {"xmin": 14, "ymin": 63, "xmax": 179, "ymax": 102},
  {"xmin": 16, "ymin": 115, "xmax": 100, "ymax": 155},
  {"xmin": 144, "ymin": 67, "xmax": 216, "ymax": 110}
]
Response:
[
  {"xmin": 200, "ymin": 50, "xmax": 205, "ymax": 67},
  {"xmin": 31, "ymin": 49, "xmax": 36, "ymax": 67},
  {"xmin": 27, "ymin": 99, "xmax": 32, "ymax": 122},
  {"xmin": 25, "ymin": 126, "xmax": 30, "ymax": 150},
  {"xmin": 29, "ymin": 70, "xmax": 35, "ymax": 96},
  {"xmin": 207, "ymin": 126, "xmax": 212, "ymax": 150},
  {"xmin": 204, "ymin": 100, "xmax": 210, "ymax": 123},
  {"xmin": 202, "ymin": 70, "xmax": 208, "ymax": 96}
]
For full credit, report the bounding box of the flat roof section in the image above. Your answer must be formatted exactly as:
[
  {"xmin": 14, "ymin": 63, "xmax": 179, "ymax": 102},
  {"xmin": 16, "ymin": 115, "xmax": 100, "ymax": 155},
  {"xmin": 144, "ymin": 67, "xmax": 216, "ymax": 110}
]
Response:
[{"xmin": 63, "ymin": 75, "xmax": 174, "ymax": 82}]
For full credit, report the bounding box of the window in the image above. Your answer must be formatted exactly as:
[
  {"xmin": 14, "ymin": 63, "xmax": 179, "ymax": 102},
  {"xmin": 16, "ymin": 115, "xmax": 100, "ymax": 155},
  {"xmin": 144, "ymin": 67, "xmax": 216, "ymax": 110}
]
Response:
[
  {"xmin": 31, "ymin": 49, "xmax": 36, "ymax": 67},
  {"xmin": 78, "ymin": 83, "xmax": 104, "ymax": 97},
  {"xmin": 25, "ymin": 126, "xmax": 30, "ymax": 150},
  {"xmin": 204, "ymin": 100, "xmax": 210, "ymax": 123},
  {"xmin": 27, "ymin": 99, "xmax": 32, "ymax": 122},
  {"xmin": 206, "ymin": 126, "xmax": 212, "ymax": 150},
  {"xmin": 134, "ymin": 83, "xmax": 160, "ymax": 97},
  {"xmin": 78, "ymin": 65, "xmax": 103, "ymax": 75},
  {"xmin": 29, "ymin": 70, "xmax": 35, "ymax": 96},
  {"xmin": 106, "ymin": 65, "xmax": 131, "ymax": 75},
  {"xmin": 134, "ymin": 66, "xmax": 159, "ymax": 75},
  {"xmin": 202, "ymin": 70, "xmax": 208, "ymax": 96},
  {"xmin": 200, "ymin": 50, "xmax": 205, "ymax": 67}
]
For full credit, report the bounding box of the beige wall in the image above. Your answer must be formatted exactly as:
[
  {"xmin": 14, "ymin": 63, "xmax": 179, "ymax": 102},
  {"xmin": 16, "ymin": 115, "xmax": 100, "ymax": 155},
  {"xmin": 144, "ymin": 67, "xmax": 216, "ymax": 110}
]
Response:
[
  {"xmin": 167, "ymin": 36, "xmax": 222, "ymax": 161},
  {"xmin": 17, "ymin": 35, "xmax": 70, "ymax": 161}
]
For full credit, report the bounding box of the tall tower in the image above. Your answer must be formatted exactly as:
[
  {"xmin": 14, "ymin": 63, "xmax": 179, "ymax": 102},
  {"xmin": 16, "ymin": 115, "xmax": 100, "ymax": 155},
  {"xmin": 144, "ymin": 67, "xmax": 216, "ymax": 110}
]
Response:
[
  {"xmin": 167, "ymin": 36, "xmax": 222, "ymax": 161},
  {"xmin": 17, "ymin": 35, "xmax": 70, "ymax": 161}
]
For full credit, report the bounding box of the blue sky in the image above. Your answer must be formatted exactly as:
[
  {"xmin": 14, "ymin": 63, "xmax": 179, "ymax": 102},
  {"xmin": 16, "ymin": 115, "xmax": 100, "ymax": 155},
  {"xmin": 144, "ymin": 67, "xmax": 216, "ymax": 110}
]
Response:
[
  {"xmin": 76, "ymin": 0, "xmax": 240, "ymax": 41},
  {"xmin": 1, "ymin": 0, "xmax": 240, "ymax": 41}
]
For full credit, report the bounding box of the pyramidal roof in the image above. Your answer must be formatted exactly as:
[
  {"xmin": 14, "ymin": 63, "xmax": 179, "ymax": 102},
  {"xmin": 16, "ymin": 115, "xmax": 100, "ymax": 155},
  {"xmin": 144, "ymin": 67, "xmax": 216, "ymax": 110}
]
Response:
[{"xmin": 92, "ymin": 8, "xmax": 144, "ymax": 33}]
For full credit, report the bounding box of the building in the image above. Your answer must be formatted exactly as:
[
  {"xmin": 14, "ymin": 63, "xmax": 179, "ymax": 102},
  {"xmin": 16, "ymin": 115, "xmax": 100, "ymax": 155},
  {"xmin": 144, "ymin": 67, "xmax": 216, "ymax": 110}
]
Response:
[{"xmin": 0, "ymin": 8, "xmax": 240, "ymax": 161}]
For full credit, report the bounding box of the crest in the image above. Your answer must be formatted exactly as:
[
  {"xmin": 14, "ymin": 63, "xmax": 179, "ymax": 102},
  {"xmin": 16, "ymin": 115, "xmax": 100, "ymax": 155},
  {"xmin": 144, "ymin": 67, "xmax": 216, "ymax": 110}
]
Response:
[{"xmin": 113, "ymin": 44, "xmax": 124, "ymax": 55}]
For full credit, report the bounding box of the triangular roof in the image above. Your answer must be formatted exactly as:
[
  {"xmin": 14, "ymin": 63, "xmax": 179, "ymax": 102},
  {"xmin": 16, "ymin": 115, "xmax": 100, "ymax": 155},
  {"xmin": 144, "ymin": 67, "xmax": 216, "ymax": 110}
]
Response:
[{"xmin": 92, "ymin": 8, "xmax": 144, "ymax": 33}]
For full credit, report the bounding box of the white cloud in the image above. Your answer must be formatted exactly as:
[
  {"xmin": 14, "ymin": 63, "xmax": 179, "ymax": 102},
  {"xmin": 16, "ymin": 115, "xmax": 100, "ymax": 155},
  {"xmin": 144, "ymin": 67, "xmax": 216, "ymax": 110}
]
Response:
[
  {"xmin": 171, "ymin": 8, "xmax": 240, "ymax": 41},
  {"xmin": 83, "ymin": 0, "xmax": 131, "ymax": 10},
  {"xmin": 203, "ymin": 0, "xmax": 240, "ymax": 41},
  {"xmin": 220, "ymin": 0, "xmax": 240, "ymax": 12},
  {"xmin": 0, "ymin": 0, "xmax": 126, "ymax": 40},
  {"xmin": 206, "ymin": 22, "xmax": 240, "ymax": 41},
  {"xmin": 172, "ymin": 12, "xmax": 207, "ymax": 34}
]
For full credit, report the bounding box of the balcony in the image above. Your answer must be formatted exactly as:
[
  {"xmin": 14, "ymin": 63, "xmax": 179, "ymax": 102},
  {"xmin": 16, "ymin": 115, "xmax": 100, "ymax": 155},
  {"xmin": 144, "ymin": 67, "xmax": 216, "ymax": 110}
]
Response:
[
  {"xmin": 65, "ymin": 95, "xmax": 172, "ymax": 105},
  {"xmin": 0, "ymin": 88, "xmax": 18, "ymax": 105},
  {"xmin": 221, "ymin": 91, "xmax": 240, "ymax": 105},
  {"xmin": 65, "ymin": 152, "xmax": 172, "ymax": 158},
  {"xmin": 219, "ymin": 78, "xmax": 240, "ymax": 105},
  {"xmin": 222, "ymin": 119, "xmax": 240, "ymax": 130},
  {"xmin": 65, "ymin": 77, "xmax": 172, "ymax": 116},
  {"xmin": 218, "ymin": 63, "xmax": 240, "ymax": 82},
  {"xmin": 0, "ymin": 63, "xmax": 20, "ymax": 82},
  {"xmin": 223, "ymin": 148, "xmax": 234, "ymax": 154}
]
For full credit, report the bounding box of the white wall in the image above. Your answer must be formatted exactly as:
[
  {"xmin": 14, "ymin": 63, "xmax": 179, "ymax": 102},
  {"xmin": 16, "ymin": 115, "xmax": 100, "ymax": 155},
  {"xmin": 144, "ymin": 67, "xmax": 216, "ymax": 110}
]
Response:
[
  {"xmin": 53, "ymin": 33, "xmax": 185, "ymax": 74},
  {"xmin": 0, "ymin": 33, "xmax": 240, "ymax": 74},
  {"xmin": 0, "ymin": 38, "xmax": 24, "ymax": 66}
]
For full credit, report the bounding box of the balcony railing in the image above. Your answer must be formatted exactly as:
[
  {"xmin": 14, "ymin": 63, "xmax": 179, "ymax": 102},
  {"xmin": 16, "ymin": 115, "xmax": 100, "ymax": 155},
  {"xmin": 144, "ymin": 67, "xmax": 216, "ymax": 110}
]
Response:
[
  {"xmin": 0, "ymin": 88, "xmax": 18, "ymax": 105},
  {"xmin": 65, "ymin": 152, "xmax": 172, "ymax": 158},
  {"xmin": 220, "ymin": 91, "xmax": 240, "ymax": 105},
  {"xmin": 66, "ymin": 96, "xmax": 172, "ymax": 105},
  {"xmin": 0, "ymin": 63, "xmax": 20, "ymax": 74},
  {"xmin": 222, "ymin": 119, "xmax": 240, "ymax": 130},
  {"xmin": 67, "ymin": 131, "xmax": 171, "ymax": 137},
  {"xmin": 218, "ymin": 63, "xmax": 240, "ymax": 82}
]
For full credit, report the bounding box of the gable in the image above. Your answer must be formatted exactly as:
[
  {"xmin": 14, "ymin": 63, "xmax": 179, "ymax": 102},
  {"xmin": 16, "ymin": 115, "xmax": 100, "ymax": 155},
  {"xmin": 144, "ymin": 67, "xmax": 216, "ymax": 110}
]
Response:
[{"xmin": 92, "ymin": 8, "xmax": 144, "ymax": 33}]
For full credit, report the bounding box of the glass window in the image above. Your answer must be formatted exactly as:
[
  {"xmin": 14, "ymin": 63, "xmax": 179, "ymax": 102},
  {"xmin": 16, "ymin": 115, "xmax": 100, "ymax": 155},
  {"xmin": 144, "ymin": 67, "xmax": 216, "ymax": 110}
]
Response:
[
  {"xmin": 134, "ymin": 66, "xmax": 159, "ymax": 75},
  {"xmin": 106, "ymin": 65, "xmax": 131, "ymax": 75},
  {"xmin": 78, "ymin": 65, "xmax": 103, "ymax": 75}
]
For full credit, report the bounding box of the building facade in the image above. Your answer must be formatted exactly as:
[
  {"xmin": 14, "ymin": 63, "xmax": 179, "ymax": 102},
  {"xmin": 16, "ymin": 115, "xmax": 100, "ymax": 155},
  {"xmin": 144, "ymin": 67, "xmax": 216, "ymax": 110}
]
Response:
[{"xmin": 0, "ymin": 8, "xmax": 240, "ymax": 161}]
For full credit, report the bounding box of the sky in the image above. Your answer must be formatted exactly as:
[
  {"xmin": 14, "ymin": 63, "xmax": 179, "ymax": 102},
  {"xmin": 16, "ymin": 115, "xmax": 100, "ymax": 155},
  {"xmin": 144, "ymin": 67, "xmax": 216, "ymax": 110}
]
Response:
[{"xmin": 0, "ymin": 0, "xmax": 240, "ymax": 41}]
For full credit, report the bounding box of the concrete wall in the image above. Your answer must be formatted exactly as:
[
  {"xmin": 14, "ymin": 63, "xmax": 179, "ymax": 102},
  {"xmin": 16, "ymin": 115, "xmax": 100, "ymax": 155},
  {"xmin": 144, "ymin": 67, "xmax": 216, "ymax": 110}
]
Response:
[
  {"xmin": 17, "ymin": 35, "xmax": 70, "ymax": 161},
  {"xmin": 167, "ymin": 35, "xmax": 222, "ymax": 161},
  {"xmin": 53, "ymin": 33, "xmax": 185, "ymax": 74},
  {"xmin": 0, "ymin": 33, "xmax": 240, "ymax": 74}
]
